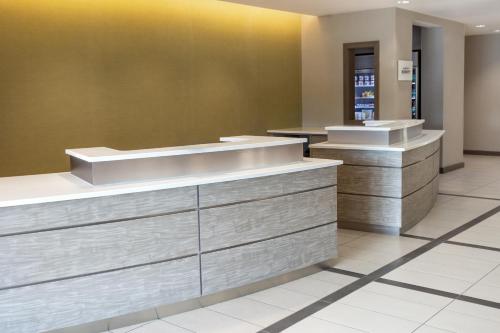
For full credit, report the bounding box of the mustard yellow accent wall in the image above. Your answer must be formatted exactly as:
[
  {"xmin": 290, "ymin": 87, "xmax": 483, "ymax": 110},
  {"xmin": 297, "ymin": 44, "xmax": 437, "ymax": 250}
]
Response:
[{"xmin": 0, "ymin": 0, "xmax": 301, "ymax": 177}]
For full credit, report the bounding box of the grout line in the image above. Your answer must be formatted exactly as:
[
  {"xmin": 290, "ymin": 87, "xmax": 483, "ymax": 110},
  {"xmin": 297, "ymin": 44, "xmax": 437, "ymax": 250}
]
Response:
[
  {"xmin": 400, "ymin": 234, "xmax": 435, "ymax": 241},
  {"xmin": 306, "ymin": 317, "xmax": 371, "ymax": 333},
  {"xmin": 409, "ymin": 297, "xmax": 455, "ymax": 333},
  {"xmin": 258, "ymin": 204, "xmax": 500, "ymax": 333},
  {"xmin": 323, "ymin": 267, "xmax": 365, "ymax": 278},
  {"xmin": 458, "ymin": 263, "xmax": 500, "ymax": 305}
]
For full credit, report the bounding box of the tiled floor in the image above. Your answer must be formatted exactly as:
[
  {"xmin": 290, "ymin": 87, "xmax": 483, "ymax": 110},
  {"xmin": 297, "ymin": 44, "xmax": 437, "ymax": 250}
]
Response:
[{"xmin": 102, "ymin": 155, "xmax": 500, "ymax": 333}]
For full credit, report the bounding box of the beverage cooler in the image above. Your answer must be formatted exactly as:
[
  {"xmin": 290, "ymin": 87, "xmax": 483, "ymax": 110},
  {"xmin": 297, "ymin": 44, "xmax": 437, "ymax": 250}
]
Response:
[{"xmin": 354, "ymin": 68, "xmax": 376, "ymax": 121}]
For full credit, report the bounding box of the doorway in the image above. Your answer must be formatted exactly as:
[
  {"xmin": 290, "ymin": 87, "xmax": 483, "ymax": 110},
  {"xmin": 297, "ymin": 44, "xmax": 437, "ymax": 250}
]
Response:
[{"xmin": 343, "ymin": 41, "xmax": 380, "ymax": 124}]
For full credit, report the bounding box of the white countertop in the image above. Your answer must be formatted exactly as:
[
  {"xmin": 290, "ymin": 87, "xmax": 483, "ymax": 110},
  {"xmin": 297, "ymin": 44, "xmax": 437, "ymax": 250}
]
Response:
[
  {"xmin": 66, "ymin": 136, "xmax": 307, "ymax": 163},
  {"xmin": 325, "ymin": 119, "xmax": 425, "ymax": 132},
  {"xmin": 0, "ymin": 158, "xmax": 342, "ymax": 208},
  {"xmin": 310, "ymin": 130, "xmax": 444, "ymax": 152},
  {"xmin": 267, "ymin": 127, "xmax": 328, "ymax": 136}
]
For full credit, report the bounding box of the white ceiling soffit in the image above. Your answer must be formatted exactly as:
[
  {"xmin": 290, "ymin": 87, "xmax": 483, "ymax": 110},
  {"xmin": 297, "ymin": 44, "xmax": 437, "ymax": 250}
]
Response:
[{"xmin": 224, "ymin": 0, "xmax": 500, "ymax": 35}]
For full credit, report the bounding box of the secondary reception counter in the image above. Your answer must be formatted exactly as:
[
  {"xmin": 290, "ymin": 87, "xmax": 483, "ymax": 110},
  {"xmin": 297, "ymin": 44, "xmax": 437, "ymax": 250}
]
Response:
[
  {"xmin": 267, "ymin": 127, "xmax": 327, "ymax": 156},
  {"xmin": 310, "ymin": 120, "xmax": 444, "ymax": 234},
  {"xmin": 0, "ymin": 136, "xmax": 341, "ymax": 333}
]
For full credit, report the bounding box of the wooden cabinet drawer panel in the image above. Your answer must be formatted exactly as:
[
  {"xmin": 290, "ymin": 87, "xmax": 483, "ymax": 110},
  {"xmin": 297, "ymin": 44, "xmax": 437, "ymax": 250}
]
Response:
[
  {"xmin": 201, "ymin": 224, "xmax": 337, "ymax": 295},
  {"xmin": 0, "ymin": 211, "xmax": 198, "ymax": 288},
  {"xmin": 199, "ymin": 167, "xmax": 337, "ymax": 208},
  {"xmin": 0, "ymin": 187, "xmax": 197, "ymax": 236},
  {"xmin": 0, "ymin": 256, "xmax": 200, "ymax": 333},
  {"xmin": 200, "ymin": 187, "xmax": 336, "ymax": 252}
]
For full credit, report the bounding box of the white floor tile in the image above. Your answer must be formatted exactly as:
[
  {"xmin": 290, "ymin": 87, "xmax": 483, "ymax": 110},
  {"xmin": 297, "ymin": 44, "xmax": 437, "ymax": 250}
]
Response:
[
  {"xmin": 476, "ymin": 265, "xmax": 500, "ymax": 287},
  {"xmin": 123, "ymin": 321, "xmax": 192, "ymax": 333},
  {"xmin": 413, "ymin": 325, "xmax": 455, "ymax": 333},
  {"xmin": 313, "ymin": 302, "xmax": 421, "ymax": 333},
  {"xmin": 407, "ymin": 251, "xmax": 497, "ymax": 282},
  {"xmin": 245, "ymin": 286, "xmax": 319, "ymax": 312},
  {"xmin": 444, "ymin": 300, "xmax": 500, "ymax": 324},
  {"xmin": 383, "ymin": 267, "xmax": 472, "ymax": 294},
  {"xmin": 111, "ymin": 322, "xmax": 153, "ymax": 333},
  {"xmin": 451, "ymin": 224, "xmax": 500, "ymax": 248},
  {"xmin": 208, "ymin": 297, "xmax": 292, "ymax": 327},
  {"xmin": 337, "ymin": 229, "xmax": 369, "ymax": 245},
  {"xmin": 362, "ymin": 282, "xmax": 451, "ymax": 308},
  {"xmin": 338, "ymin": 288, "xmax": 444, "ymax": 322},
  {"xmin": 278, "ymin": 275, "xmax": 347, "ymax": 298},
  {"xmin": 332, "ymin": 255, "xmax": 386, "ymax": 274},
  {"xmin": 307, "ymin": 271, "xmax": 358, "ymax": 285},
  {"xmin": 162, "ymin": 308, "xmax": 260, "ymax": 333},
  {"xmin": 283, "ymin": 317, "xmax": 366, "ymax": 333},
  {"xmin": 438, "ymin": 196, "xmax": 499, "ymax": 213},
  {"xmin": 433, "ymin": 243, "xmax": 500, "ymax": 264},
  {"xmin": 333, "ymin": 234, "xmax": 427, "ymax": 274},
  {"xmin": 427, "ymin": 305, "xmax": 500, "ymax": 332},
  {"xmin": 464, "ymin": 282, "xmax": 500, "ymax": 303}
]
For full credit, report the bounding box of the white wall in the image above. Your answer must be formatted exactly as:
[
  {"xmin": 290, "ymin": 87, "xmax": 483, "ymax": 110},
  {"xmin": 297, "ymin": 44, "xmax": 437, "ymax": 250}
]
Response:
[
  {"xmin": 301, "ymin": 8, "xmax": 400, "ymax": 127},
  {"xmin": 301, "ymin": 8, "xmax": 465, "ymax": 168},
  {"xmin": 464, "ymin": 34, "xmax": 500, "ymax": 152},
  {"xmin": 395, "ymin": 8, "xmax": 465, "ymax": 169}
]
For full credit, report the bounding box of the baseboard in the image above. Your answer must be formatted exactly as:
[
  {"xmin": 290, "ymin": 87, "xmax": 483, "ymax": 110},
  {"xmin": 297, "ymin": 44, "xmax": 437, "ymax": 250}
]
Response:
[
  {"xmin": 440, "ymin": 162, "xmax": 464, "ymax": 174},
  {"xmin": 464, "ymin": 150, "xmax": 500, "ymax": 156}
]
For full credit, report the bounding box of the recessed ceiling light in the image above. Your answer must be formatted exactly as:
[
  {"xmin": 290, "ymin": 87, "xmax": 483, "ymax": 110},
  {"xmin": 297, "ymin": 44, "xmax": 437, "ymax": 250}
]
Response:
[
  {"xmin": 475, "ymin": 24, "xmax": 486, "ymax": 28},
  {"xmin": 397, "ymin": 0, "xmax": 410, "ymax": 4},
  {"xmin": 495, "ymin": 29, "xmax": 500, "ymax": 33}
]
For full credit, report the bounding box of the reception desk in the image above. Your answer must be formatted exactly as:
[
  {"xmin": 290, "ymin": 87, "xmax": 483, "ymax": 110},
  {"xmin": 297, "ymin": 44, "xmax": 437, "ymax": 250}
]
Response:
[
  {"xmin": 0, "ymin": 136, "xmax": 341, "ymax": 333},
  {"xmin": 311, "ymin": 120, "xmax": 444, "ymax": 234}
]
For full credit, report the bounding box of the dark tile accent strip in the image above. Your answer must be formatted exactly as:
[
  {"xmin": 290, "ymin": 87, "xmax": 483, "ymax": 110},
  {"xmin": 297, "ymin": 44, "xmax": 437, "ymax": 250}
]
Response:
[
  {"xmin": 376, "ymin": 278, "xmax": 460, "ymax": 299},
  {"xmin": 438, "ymin": 192, "xmax": 500, "ymax": 202},
  {"xmin": 457, "ymin": 295, "xmax": 500, "ymax": 309},
  {"xmin": 323, "ymin": 267, "xmax": 365, "ymax": 278},
  {"xmin": 327, "ymin": 269, "xmax": 500, "ymax": 311},
  {"xmin": 377, "ymin": 278, "xmax": 500, "ymax": 309},
  {"xmin": 400, "ymin": 234, "xmax": 434, "ymax": 241},
  {"xmin": 464, "ymin": 150, "xmax": 500, "ymax": 156},
  {"xmin": 402, "ymin": 234, "xmax": 500, "ymax": 253},
  {"xmin": 259, "ymin": 204, "xmax": 500, "ymax": 333},
  {"xmin": 445, "ymin": 241, "xmax": 500, "ymax": 253},
  {"xmin": 440, "ymin": 162, "xmax": 465, "ymax": 174}
]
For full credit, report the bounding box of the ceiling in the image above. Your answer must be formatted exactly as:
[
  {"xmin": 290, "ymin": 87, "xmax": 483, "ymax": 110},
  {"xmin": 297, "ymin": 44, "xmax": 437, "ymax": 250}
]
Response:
[{"xmin": 224, "ymin": 0, "xmax": 500, "ymax": 35}]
